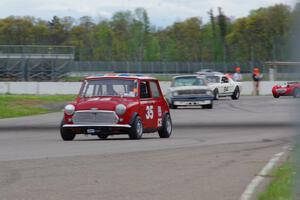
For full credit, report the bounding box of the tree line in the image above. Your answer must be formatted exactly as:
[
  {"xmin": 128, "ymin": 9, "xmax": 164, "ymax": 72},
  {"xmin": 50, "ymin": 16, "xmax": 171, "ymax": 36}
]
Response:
[{"xmin": 0, "ymin": 4, "xmax": 298, "ymax": 62}]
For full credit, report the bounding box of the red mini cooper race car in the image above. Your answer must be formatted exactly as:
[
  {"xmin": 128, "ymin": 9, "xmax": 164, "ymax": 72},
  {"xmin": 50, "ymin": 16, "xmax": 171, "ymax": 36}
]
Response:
[
  {"xmin": 60, "ymin": 74, "xmax": 172, "ymax": 140},
  {"xmin": 272, "ymin": 81, "xmax": 300, "ymax": 98}
]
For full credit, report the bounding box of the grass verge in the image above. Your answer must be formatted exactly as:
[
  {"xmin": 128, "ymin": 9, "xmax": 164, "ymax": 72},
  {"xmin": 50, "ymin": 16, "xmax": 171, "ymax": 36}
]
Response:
[
  {"xmin": 0, "ymin": 94, "xmax": 76, "ymax": 119},
  {"xmin": 258, "ymin": 160, "xmax": 295, "ymax": 200}
]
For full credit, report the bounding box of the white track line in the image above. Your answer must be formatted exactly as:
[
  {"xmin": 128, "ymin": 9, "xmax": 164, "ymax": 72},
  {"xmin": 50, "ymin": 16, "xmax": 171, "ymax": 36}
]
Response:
[{"xmin": 240, "ymin": 151, "xmax": 285, "ymax": 200}]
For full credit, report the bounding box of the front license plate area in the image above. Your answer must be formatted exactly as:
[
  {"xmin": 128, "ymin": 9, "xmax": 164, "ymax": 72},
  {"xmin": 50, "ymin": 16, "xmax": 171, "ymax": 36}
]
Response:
[
  {"xmin": 87, "ymin": 129, "xmax": 96, "ymax": 134},
  {"xmin": 174, "ymin": 100, "xmax": 210, "ymax": 106},
  {"xmin": 276, "ymin": 89, "xmax": 286, "ymax": 94}
]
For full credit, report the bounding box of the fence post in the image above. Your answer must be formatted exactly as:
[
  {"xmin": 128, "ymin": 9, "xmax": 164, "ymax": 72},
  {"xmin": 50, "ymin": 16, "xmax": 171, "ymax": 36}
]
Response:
[{"xmin": 22, "ymin": 59, "xmax": 28, "ymax": 81}]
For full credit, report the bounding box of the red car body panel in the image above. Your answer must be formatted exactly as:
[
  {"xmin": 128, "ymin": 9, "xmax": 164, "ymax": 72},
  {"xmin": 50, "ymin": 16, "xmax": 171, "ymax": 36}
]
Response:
[
  {"xmin": 272, "ymin": 82, "xmax": 300, "ymax": 97},
  {"xmin": 63, "ymin": 75, "xmax": 170, "ymax": 133}
]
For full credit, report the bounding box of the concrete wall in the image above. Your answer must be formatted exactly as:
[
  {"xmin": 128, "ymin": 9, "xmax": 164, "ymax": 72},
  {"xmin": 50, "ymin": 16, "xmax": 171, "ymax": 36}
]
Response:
[
  {"xmin": 0, "ymin": 81, "xmax": 287, "ymax": 95},
  {"xmin": 0, "ymin": 82, "xmax": 81, "ymax": 95},
  {"xmin": 161, "ymin": 81, "xmax": 284, "ymax": 95}
]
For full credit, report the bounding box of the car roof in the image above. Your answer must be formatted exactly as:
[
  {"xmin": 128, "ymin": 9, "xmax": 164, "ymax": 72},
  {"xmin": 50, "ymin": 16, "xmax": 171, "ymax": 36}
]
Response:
[
  {"xmin": 172, "ymin": 75, "xmax": 201, "ymax": 79},
  {"xmin": 196, "ymin": 71, "xmax": 224, "ymax": 77},
  {"xmin": 287, "ymin": 81, "xmax": 300, "ymax": 85},
  {"xmin": 85, "ymin": 73, "xmax": 157, "ymax": 81}
]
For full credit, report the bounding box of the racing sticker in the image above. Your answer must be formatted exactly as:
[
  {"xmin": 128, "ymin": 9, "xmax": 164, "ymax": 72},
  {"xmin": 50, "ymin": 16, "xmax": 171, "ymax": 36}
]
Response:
[
  {"xmin": 158, "ymin": 118, "xmax": 162, "ymax": 126},
  {"xmin": 157, "ymin": 106, "xmax": 162, "ymax": 117},
  {"xmin": 224, "ymin": 86, "xmax": 229, "ymax": 92},
  {"xmin": 146, "ymin": 105, "xmax": 154, "ymax": 119}
]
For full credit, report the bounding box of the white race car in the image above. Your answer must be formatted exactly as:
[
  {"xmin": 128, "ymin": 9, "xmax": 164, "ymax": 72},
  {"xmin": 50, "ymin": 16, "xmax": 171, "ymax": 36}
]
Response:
[
  {"xmin": 165, "ymin": 75, "xmax": 214, "ymax": 109},
  {"xmin": 196, "ymin": 72, "xmax": 242, "ymax": 100}
]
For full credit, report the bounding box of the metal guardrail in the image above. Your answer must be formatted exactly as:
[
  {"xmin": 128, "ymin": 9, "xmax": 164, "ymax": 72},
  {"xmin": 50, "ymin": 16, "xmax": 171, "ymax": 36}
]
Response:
[
  {"xmin": 0, "ymin": 45, "xmax": 75, "ymax": 55},
  {"xmin": 0, "ymin": 54, "xmax": 74, "ymax": 59}
]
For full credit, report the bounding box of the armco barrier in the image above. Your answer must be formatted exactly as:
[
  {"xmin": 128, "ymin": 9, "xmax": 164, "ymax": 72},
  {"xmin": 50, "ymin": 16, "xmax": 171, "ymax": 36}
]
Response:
[{"xmin": 0, "ymin": 81, "xmax": 287, "ymax": 95}]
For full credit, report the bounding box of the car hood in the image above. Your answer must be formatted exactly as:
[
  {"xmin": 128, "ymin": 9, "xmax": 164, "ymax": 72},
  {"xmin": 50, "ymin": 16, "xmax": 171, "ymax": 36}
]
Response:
[
  {"xmin": 169, "ymin": 85, "xmax": 210, "ymax": 92},
  {"xmin": 75, "ymin": 97, "xmax": 138, "ymax": 111}
]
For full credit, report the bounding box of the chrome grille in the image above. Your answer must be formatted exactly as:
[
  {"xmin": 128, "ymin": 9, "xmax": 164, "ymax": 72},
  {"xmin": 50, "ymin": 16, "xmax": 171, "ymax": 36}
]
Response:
[
  {"xmin": 73, "ymin": 110, "xmax": 119, "ymax": 125},
  {"xmin": 178, "ymin": 90, "xmax": 206, "ymax": 95}
]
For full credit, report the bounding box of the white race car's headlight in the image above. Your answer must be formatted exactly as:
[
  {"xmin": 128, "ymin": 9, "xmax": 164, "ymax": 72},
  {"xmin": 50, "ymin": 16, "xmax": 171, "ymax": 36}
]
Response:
[
  {"xmin": 172, "ymin": 91, "xmax": 179, "ymax": 96},
  {"xmin": 116, "ymin": 104, "xmax": 126, "ymax": 116},
  {"xmin": 64, "ymin": 104, "xmax": 75, "ymax": 115}
]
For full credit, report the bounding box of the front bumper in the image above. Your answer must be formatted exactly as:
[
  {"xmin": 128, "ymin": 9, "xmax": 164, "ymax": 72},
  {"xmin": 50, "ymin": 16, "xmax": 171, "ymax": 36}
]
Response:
[
  {"xmin": 63, "ymin": 124, "xmax": 131, "ymax": 128},
  {"xmin": 275, "ymin": 88, "xmax": 287, "ymax": 94},
  {"xmin": 62, "ymin": 124, "xmax": 131, "ymax": 135},
  {"xmin": 169, "ymin": 95, "xmax": 213, "ymax": 106}
]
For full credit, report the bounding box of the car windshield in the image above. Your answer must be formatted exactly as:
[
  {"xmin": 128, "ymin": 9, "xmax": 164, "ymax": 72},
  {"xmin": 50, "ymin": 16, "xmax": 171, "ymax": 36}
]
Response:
[
  {"xmin": 206, "ymin": 76, "xmax": 220, "ymax": 83},
  {"xmin": 80, "ymin": 79, "xmax": 138, "ymax": 98},
  {"xmin": 172, "ymin": 77, "xmax": 206, "ymax": 87}
]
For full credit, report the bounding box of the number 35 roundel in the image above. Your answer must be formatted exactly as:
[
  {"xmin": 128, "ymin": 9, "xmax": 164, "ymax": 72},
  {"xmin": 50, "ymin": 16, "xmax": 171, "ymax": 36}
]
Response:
[{"xmin": 146, "ymin": 105, "xmax": 154, "ymax": 119}]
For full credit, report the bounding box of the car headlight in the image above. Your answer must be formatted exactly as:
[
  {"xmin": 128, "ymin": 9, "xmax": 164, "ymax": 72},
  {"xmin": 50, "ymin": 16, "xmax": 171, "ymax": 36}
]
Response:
[
  {"xmin": 64, "ymin": 104, "xmax": 75, "ymax": 115},
  {"xmin": 172, "ymin": 91, "xmax": 178, "ymax": 96},
  {"xmin": 116, "ymin": 104, "xmax": 126, "ymax": 116}
]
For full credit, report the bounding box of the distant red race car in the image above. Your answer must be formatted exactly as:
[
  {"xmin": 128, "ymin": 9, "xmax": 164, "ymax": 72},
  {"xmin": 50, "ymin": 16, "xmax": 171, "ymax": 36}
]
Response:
[{"xmin": 272, "ymin": 82, "xmax": 300, "ymax": 98}]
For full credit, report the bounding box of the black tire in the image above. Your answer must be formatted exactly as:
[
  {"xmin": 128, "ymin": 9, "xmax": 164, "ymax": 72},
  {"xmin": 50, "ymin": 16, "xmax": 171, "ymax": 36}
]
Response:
[
  {"xmin": 129, "ymin": 116, "xmax": 143, "ymax": 139},
  {"xmin": 214, "ymin": 89, "xmax": 219, "ymax": 100},
  {"xmin": 231, "ymin": 87, "xmax": 240, "ymax": 100},
  {"xmin": 158, "ymin": 114, "xmax": 172, "ymax": 138},
  {"xmin": 60, "ymin": 121, "xmax": 76, "ymax": 141},
  {"xmin": 273, "ymin": 94, "xmax": 280, "ymax": 98},
  {"xmin": 97, "ymin": 134, "xmax": 109, "ymax": 139},
  {"xmin": 293, "ymin": 88, "xmax": 300, "ymax": 98},
  {"xmin": 202, "ymin": 101, "xmax": 213, "ymax": 109},
  {"xmin": 169, "ymin": 103, "xmax": 178, "ymax": 109}
]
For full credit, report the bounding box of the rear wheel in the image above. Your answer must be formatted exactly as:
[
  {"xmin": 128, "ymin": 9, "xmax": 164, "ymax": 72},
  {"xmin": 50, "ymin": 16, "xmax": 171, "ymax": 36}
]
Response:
[
  {"xmin": 231, "ymin": 87, "xmax": 240, "ymax": 100},
  {"xmin": 60, "ymin": 121, "xmax": 75, "ymax": 141},
  {"xmin": 158, "ymin": 114, "xmax": 172, "ymax": 138},
  {"xmin": 129, "ymin": 116, "xmax": 143, "ymax": 139},
  {"xmin": 293, "ymin": 88, "xmax": 300, "ymax": 98},
  {"xmin": 273, "ymin": 94, "xmax": 280, "ymax": 98}
]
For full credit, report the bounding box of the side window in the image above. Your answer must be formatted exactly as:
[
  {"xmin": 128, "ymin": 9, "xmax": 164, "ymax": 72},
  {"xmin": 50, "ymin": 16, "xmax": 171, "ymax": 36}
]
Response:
[
  {"xmin": 221, "ymin": 76, "xmax": 229, "ymax": 83},
  {"xmin": 140, "ymin": 81, "xmax": 151, "ymax": 98},
  {"xmin": 150, "ymin": 81, "xmax": 161, "ymax": 98}
]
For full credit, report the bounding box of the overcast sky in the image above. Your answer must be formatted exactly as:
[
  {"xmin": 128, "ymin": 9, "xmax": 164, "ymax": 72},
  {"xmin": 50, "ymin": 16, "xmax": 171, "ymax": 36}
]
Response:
[{"xmin": 0, "ymin": 0, "xmax": 296, "ymax": 27}]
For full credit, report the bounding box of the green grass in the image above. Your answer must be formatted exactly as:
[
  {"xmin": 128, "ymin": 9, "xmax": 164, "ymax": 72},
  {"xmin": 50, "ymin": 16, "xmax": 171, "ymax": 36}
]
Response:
[
  {"xmin": 259, "ymin": 161, "xmax": 295, "ymax": 200},
  {"xmin": 0, "ymin": 94, "xmax": 76, "ymax": 119}
]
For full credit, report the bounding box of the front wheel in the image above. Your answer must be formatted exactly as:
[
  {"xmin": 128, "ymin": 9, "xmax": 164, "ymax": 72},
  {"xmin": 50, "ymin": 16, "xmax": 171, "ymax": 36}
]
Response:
[
  {"xmin": 202, "ymin": 101, "xmax": 213, "ymax": 109},
  {"xmin": 129, "ymin": 116, "xmax": 143, "ymax": 139},
  {"xmin": 293, "ymin": 88, "xmax": 300, "ymax": 98},
  {"xmin": 158, "ymin": 114, "xmax": 172, "ymax": 138},
  {"xmin": 273, "ymin": 94, "xmax": 280, "ymax": 98},
  {"xmin": 60, "ymin": 121, "xmax": 76, "ymax": 141},
  {"xmin": 214, "ymin": 89, "xmax": 219, "ymax": 100},
  {"xmin": 169, "ymin": 103, "xmax": 178, "ymax": 109},
  {"xmin": 231, "ymin": 87, "xmax": 240, "ymax": 100},
  {"xmin": 97, "ymin": 134, "xmax": 109, "ymax": 139}
]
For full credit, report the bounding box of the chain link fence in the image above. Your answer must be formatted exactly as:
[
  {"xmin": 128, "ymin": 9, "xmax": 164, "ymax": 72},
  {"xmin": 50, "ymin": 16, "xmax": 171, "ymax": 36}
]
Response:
[
  {"xmin": 70, "ymin": 61, "xmax": 263, "ymax": 74},
  {"xmin": 0, "ymin": 45, "xmax": 299, "ymax": 81}
]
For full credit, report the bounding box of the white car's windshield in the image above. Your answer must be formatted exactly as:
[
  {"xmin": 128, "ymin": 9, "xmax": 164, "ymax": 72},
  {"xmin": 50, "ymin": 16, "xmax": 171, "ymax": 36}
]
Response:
[
  {"xmin": 80, "ymin": 79, "xmax": 138, "ymax": 98},
  {"xmin": 206, "ymin": 76, "xmax": 220, "ymax": 83},
  {"xmin": 172, "ymin": 77, "xmax": 206, "ymax": 87}
]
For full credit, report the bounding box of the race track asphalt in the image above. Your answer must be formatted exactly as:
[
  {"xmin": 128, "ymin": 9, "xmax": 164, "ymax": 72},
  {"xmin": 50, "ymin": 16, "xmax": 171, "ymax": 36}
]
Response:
[{"xmin": 0, "ymin": 96, "xmax": 298, "ymax": 200}]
